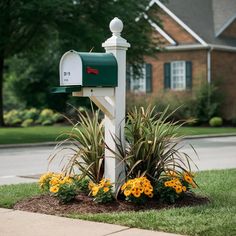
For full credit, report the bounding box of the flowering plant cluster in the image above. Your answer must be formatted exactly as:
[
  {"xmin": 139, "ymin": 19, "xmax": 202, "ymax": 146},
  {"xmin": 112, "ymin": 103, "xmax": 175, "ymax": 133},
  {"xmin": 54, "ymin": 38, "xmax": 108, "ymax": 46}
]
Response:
[
  {"xmin": 89, "ymin": 178, "xmax": 114, "ymax": 203},
  {"xmin": 39, "ymin": 172, "xmax": 80, "ymax": 203},
  {"xmin": 156, "ymin": 172, "xmax": 197, "ymax": 204},
  {"xmin": 121, "ymin": 176, "xmax": 154, "ymax": 204}
]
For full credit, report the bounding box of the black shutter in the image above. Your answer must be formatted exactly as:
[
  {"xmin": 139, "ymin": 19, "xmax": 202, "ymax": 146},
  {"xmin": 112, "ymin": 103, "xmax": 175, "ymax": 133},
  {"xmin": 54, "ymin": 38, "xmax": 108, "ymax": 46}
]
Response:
[
  {"xmin": 126, "ymin": 65, "xmax": 131, "ymax": 91},
  {"xmin": 164, "ymin": 63, "xmax": 171, "ymax": 89},
  {"xmin": 145, "ymin": 63, "xmax": 152, "ymax": 93},
  {"xmin": 185, "ymin": 61, "xmax": 192, "ymax": 89}
]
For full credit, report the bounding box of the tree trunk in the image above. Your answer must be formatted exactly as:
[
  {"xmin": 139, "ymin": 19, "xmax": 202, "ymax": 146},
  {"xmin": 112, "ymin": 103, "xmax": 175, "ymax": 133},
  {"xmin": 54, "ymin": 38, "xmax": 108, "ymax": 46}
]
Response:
[{"xmin": 0, "ymin": 56, "xmax": 5, "ymax": 126}]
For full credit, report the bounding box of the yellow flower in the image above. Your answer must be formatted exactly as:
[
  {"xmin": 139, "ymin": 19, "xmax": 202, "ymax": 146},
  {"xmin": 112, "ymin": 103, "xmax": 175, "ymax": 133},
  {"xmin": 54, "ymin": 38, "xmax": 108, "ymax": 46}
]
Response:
[
  {"xmin": 182, "ymin": 186, "xmax": 187, "ymax": 192},
  {"xmin": 124, "ymin": 189, "xmax": 131, "ymax": 197},
  {"xmin": 133, "ymin": 190, "xmax": 141, "ymax": 198},
  {"xmin": 103, "ymin": 187, "xmax": 109, "ymax": 193},
  {"xmin": 183, "ymin": 172, "xmax": 194, "ymax": 184},
  {"xmin": 92, "ymin": 186, "xmax": 99, "ymax": 196},
  {"xmin": 148, "ymin": 193, "xmax": 154, "ymax": 198},
  {"xmin": 164, "ymin": 181, "xmax": 170, "ymax": 187},
  {"xmin": 50, "ymin": 185, "xmax": 59, "ymax": 193},
  {"xmin": 175, "ymin": 185, "xmax": 182, "ymax": 194},
  {"xmin": 144, "ymin": 189, "xmax": 152, "ymax": 195},
  {"xmin": 50, "ymin": 177, "xmax": 59, "ymax": 186},
  {"xmin": 121, "ymin": 183, "xmax": 127, "ymax": 191},
  {"xmin": 89, "ymin": 181, "xmax": 95, "ymax": 190}
]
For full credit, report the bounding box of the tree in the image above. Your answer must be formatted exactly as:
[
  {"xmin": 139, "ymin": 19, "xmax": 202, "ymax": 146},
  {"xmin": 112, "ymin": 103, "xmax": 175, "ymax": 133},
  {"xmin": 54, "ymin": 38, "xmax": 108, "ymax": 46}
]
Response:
[{"xmin": 1, "ymin": 0, "xmax": 158, "ymax": 126}]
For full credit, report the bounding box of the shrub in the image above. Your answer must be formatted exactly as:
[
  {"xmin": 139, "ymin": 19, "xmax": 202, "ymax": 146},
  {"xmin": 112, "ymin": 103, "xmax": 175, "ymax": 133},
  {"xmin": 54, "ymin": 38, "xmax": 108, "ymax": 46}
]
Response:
[
  {"xmin": 89, "ymin": 178, "xmax": 114, "ymax": 203},
  {"xmin": 156, "ymin": 171, "xmax": 197, "ymax": 204},
  {"xmin": 4, "ymin": 108, "xmax": 62, "ymax": 127},
  {"xmin": 23, "ymin": 108, "xmax": 39, "ymax": 120},
  {"xmin": 109, "ymin": 106, "xmax": 196, "ymax": 190},
  {"xmin": 36, "ymin": 108, "xmax": 54, "ymax": 124},
  {"xmin": 39, "ymin": 172, "xmax": 80, "ymax": 203},
  {"xmin": 21, "ymin": 118, "xmax": 34, "ymax": 127},
  {"xmin": 50, "ymin": 108, "xmax": 104, "ymax": 184},
  {"xmin": 42, "ymin": 119, "xmax": 53, "ymax": 126},
  {"xmin": 193, "ymin": 83, "xmax": 222, "ymax": 124},
  {"xmin": 76, "ymin": 177, "xmax": 90, "ymax": 194},
  {"xmin": 209, "ymin": 117, "xmax": 223, "ymax": 127},
  {"xmin": 50, "ymin": 105, "xmax": 198, "ymax": 204},
  {"xmin": 232, "ymin": 118, "xmax": 236, "ymax": 127},
  {"xmin": 4, "ymin": 109, "xmax": 23, "ymax": 126},
  {"xmin": 52, "ymin": 113, "xmax": 63, "ymax": 123}
]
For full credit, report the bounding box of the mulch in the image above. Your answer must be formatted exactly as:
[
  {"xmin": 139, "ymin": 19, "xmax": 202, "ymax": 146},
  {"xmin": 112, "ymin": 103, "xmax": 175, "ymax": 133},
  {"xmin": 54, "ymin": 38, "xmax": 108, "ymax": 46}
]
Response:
[{"xmin": 14, "ymin": 192, "xmax": 210, "ymax": 216}]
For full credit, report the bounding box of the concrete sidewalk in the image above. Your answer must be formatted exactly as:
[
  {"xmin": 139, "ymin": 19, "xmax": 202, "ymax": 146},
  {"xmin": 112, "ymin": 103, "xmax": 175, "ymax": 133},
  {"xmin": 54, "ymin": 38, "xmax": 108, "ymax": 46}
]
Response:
[{"xmin": 0, "ymin": 208, "xmax": 182, "ymax": 236}]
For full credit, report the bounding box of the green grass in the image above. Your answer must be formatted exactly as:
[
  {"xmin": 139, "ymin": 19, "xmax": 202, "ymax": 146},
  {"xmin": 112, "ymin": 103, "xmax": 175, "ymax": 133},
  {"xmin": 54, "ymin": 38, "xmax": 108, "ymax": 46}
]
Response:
[
  {"xmin": 0, "ymin": 170, "xmax": 235, "ymax": 235},
  {"xmin": 179, "ymin": 127, "xmax": 236, "ymax": 136},
  {"xmin": 0, "ymin": 126, "xmax": 236, "ymax": 145},
  {"xmin": 0, "ymin": 183, "xmax": 40, "ymax": 208},
  {"xmin": 0, "ymin": 125, "xmax": 72, "ymax": 144},
  {"xmin": 69, "ymin": 169, "xmax": 236, "ymax": 236}
]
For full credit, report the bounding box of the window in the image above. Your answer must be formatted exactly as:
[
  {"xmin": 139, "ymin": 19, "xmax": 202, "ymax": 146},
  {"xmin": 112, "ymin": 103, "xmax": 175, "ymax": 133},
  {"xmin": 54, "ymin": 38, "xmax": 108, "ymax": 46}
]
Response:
[
  {"xmin": 127, "ymin": 64, "xmax": 152, "ymax": 93},
  {"xmin": 171, "ymin": 61, "xmax": 186, "ymax": 90},
  {"xmin": 164, "ymin": 61, "xmax": 192, "ymax": 91}
]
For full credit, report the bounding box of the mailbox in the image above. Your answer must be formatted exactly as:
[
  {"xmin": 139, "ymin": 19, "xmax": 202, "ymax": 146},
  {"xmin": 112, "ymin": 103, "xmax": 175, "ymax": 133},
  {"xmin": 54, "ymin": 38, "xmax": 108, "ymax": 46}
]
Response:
[{"xmin": 52, "ymin": 50, "xmax": 118, "ymax": 93}]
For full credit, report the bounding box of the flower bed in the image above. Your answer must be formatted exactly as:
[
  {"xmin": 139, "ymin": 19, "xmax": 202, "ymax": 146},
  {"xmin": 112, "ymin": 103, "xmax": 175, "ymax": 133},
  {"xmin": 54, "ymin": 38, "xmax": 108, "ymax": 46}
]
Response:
[{"xmin": 16, "ymin": 106, "xmax": 207, "ymax": 212}]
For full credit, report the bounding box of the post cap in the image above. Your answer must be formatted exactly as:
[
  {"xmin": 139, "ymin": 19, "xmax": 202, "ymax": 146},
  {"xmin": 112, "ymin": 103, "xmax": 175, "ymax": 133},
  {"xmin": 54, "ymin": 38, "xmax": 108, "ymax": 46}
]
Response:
[{"xmin": 109, "ymin": 17, "xmax": 123, "ymax": 35}]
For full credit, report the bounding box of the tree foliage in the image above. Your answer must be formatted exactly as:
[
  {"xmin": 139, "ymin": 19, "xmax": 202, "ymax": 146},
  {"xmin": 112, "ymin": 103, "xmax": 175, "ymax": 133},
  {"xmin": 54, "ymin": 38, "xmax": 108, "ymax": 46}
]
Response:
[{"xmin": 1, "ymin": 0, "xmax": 159, "ymax": 125}]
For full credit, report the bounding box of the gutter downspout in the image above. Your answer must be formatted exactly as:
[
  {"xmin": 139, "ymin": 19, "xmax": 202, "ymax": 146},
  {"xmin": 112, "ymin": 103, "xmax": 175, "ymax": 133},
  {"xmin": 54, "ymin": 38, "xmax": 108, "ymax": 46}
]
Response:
[
  {"xmin": 207, "ymin": 47, "xmax": 213, "ymax": 84},
  {"xmin": 207, "ymin": 46, "xmax": 213, "ymax": 116}
]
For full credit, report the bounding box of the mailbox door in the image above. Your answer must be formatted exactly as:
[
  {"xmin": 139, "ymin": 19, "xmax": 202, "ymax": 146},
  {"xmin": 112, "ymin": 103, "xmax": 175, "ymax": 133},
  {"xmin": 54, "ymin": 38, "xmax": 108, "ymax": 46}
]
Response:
[
  {"xmin": 79, "ymin": 53, "xmax": 117, "ymax": 87},
  {"xmin": 60, "ymin": 51, "xmax": 83, "ymax": 86}
]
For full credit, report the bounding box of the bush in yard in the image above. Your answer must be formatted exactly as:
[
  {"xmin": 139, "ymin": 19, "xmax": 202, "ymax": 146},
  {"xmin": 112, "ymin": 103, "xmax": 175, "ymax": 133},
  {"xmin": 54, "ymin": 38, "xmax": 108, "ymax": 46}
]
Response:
[
  {"xmin": 4, "ymin": 109, "xmax": 23, "ymax": 126},
  {"xmin": 50, "ymin": 105, "xmax": 198, "ymax": 204},
  {"xmin": 23, "ymin": 108, "xmax": 40, "ymax": 120},
  {"xmin": 4, "ymin": 108, "xmax": 62, "ymax": 127},
  {"xmin": 232, "ymin": 117, "xmax": 236, "ymax": 127},
  {"xmin": 21, "ymin": 118, "xmax": 34, "ymax": 127},
  {"xmin": 89, "ymin": 178, "xmax": 114, "ymax": 203},
  {"xmin": 39, "ymin": 172, "xmax": 81, "ymax": 203},
  {"xmin": 50, "ymin": 108, "xmax": 104, "ymax": 184},
  {"xmin": 209, "ymin": 117, "xmax": 223, "ymax": 127},
  {"xmin": 193, "ymin": 83, "xmax": 222, "ymax": 124},
  {"xmin": 156, "ymin": 171, "xmax": 197, "ymax": 204},
  {"xmin": 107, "ymin": 105, "xmax": 198, "ymax": 203}
]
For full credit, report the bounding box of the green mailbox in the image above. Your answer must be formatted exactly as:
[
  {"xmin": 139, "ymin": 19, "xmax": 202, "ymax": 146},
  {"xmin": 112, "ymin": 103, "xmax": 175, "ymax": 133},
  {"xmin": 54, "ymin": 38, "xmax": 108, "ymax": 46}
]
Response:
[{"xmin": 52, "ymin": 50, "xmax": 118, "ymax": 93}]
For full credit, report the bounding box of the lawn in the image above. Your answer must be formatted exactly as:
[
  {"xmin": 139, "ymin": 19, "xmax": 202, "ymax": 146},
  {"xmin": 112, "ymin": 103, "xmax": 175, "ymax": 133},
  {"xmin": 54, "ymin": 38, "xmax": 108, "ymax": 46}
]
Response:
[
  {"xmin": 71, "ymin": 169, "xmax": 236, "ymax": 236},
  {"xmin": 0, "ymin": 169, "xmax": 235, "ymax": 235},
  {"xmin": 0, "ymin": 126, "xmax": 236, "ymax": 145},
  {"xmin": 0, "ymin": 125, "xmax": 72, "ymax": 144}
]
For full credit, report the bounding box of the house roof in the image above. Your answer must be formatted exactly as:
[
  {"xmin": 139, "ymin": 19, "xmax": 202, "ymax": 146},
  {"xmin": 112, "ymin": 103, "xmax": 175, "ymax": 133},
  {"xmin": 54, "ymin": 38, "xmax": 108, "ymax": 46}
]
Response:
[{"xmin": 153, "ymin": 0, "xmax": 236, "ymax": 47}]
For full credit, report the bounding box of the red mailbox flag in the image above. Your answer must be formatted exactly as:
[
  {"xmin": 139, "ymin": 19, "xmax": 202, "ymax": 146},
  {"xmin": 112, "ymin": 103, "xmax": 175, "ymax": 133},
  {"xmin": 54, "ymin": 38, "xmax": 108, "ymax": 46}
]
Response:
[{"xmin": 86, "ymin": 67, "xmax": 99, "ymax": 75}]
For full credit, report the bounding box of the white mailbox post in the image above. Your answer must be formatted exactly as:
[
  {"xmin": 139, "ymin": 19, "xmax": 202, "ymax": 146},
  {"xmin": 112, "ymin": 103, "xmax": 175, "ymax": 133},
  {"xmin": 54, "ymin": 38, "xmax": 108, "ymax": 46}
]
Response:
[
  {"xmin": 102, "ymin": 18, "xmax": 130, "ymax": 187},
  {"xmin": 56, "ymin": 17, "xmax": 130, "ymax": 189}
]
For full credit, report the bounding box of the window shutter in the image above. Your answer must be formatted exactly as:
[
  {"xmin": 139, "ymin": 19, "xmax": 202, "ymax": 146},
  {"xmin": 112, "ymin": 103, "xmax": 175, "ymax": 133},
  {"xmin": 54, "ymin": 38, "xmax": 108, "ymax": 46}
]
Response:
[
  {"xmin": 126, "ymin": 65, "xmax": 131, "ymax": 91},
  {"xmin": 145, "ymin": 63, "xmax": 152, "ymax": 93},
  {"xmin": 164, "ymin": 63, "xmax": 171, "ymax": 89},
  {"xmin": 185, "ymin": 61, "xmax": 192, "ymax": 89}
]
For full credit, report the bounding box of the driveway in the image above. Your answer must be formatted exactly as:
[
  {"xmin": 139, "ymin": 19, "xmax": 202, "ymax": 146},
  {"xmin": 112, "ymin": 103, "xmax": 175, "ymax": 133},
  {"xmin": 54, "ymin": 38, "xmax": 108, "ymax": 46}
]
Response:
[{"xmin": 0, "ymin": 136, "xmax": 236, "ymax": 185}]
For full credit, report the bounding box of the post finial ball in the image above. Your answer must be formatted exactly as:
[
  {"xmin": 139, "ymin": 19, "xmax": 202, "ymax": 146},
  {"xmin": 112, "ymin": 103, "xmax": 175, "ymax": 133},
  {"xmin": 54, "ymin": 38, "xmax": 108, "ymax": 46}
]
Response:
[{"xmin": 109, "ymin": 17, "xmax": 123, "ymax": 34}]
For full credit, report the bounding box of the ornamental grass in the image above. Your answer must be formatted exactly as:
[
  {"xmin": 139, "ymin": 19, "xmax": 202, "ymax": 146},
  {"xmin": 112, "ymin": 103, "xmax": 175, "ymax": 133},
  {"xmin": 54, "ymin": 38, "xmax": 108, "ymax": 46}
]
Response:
[{"xmin": 47, "ymin": 105, "xmax": 198, "ymax": 204}]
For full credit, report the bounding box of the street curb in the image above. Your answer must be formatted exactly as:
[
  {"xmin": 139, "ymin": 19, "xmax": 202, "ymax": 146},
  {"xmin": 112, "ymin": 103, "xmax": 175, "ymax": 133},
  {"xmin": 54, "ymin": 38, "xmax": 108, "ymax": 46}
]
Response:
[
  {"xmin": 0, "ymin": 133, "xmax": 236, "ymax": 149},
  {"xmin": 183, "ymin": 133, "xmax": 236, "ymax": 139}
]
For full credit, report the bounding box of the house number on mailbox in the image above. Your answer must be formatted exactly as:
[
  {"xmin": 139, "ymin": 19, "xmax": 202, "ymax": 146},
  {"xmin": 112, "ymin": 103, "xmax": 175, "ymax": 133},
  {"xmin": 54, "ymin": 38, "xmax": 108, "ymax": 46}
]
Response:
[{"xmin": 63, "ymin": 72, "xmax": 71, "ymax": 82}]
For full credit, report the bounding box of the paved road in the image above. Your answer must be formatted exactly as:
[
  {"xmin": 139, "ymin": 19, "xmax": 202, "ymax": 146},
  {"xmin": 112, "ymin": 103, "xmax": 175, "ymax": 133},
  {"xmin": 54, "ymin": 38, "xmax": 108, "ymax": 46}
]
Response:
[
  {"xmin": 0, "ymin": 136, "xmax": 236, "ymax": 185},
  {"xmin": 181, "ymin": 136, "xmax": 236, "ymax": 171},
  {"xmin": 0, "ymin": 145, "xmax": 70, "ymax": 185}
]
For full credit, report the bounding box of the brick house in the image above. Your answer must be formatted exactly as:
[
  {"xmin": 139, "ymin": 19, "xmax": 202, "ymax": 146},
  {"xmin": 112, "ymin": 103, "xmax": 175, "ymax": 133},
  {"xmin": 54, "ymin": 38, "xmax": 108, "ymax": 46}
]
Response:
[{"xmin": 128, "ymin": 0, "xmax": 236, "ymax": 120}]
